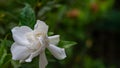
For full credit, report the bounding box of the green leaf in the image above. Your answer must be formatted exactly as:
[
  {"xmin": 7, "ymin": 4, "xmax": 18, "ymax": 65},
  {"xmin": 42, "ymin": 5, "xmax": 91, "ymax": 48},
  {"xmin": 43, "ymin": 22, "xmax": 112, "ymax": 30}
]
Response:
[
  {"xmin": 20, "ymin": 56, "xmax": 39, "ymax": 68},
  {"xmin": 84, "ymin": 56, "xmax": 106, "ymax": 68},
  {"xmin": 59, "ymin": 40, "xmax": 77, "ymax": 48},
  {"xmin": 0, "ymin": 45, "xmax": 7, "ymax": 67},
  {"xmin": 20, "ymin": 3, "xmax": 36, "ymax": 28},
  {"xmin": 2, "ymin": 59, "xmax": 12, "ymax": 68},
  {"xmin": 48, "ymin": 32, "xmax": 54, "ymax": 36},
  {"xmin": 11, "ymin": 60, "xmax": 21, "ymax": 68},
  {"xmin": 1, "ymin": 54, "xmax": 13, "ymax": 68}
]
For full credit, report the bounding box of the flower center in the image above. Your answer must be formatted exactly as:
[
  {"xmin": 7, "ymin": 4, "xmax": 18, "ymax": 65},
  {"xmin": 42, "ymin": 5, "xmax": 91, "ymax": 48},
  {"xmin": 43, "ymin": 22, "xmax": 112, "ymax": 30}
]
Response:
[{"xmin": 25, "ymin": 31, "xmax": 41, "ymax": 50}]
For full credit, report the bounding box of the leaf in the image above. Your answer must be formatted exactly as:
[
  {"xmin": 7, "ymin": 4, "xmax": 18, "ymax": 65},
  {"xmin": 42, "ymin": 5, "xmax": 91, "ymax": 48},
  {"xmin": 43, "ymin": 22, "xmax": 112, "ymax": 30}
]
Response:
[
  {"xmin": 3, "ymin": 40, "xmax": 13, "ymax": 48},
  {"xmin": 1, "ymin": 54, "xmax": 13, "ymax": 68},
  {"xmin": 84, "ymin": 56, "xmax": 106, "ymax": 68},
  {"xmin": 0, "ymin": 39, "xmax": 12, "ymax": 67},
  {"xmin": 48, "ymin": 32, "xmax": 54, "ymax": 36},
  {"xmin": 0, "ymin": 45, "xmax": 7, "ymax": 67},
  {"xmin": 59, "ymin": 40, "xmax": 77, "ymax": 48},
  {"xmin": 11, "ymin": 60, "xmax": 21, "ymax": 68},
  {"xmin": 20, "ymin": 3, "xmax": 36, "ymax": 28},
  {"xmin": 2, "ymin": 59, "xmax": 13, "ymax": 68},
  {"xmin": 20, "ymin": 56, "xmax": 39, "ymax": 68}
]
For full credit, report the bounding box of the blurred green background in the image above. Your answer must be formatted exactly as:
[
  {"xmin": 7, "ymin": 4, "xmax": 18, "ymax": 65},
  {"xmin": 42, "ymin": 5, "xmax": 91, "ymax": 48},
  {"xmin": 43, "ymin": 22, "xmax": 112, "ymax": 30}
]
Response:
[{"xmin": 0, "ymin": 0, "xmax": 120, "ymax": 68}]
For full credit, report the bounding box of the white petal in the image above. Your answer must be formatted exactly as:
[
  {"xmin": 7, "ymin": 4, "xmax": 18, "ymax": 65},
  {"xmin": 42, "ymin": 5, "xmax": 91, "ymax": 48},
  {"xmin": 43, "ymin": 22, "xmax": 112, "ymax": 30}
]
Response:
[
  {"xmin": 38, "ymin": 36, "xmax": 44, "ymax": 46},
  {"xmin": 11, "ymin": 26, "xmax": 32, "ymax": 45},
  {"xmin": 48, "ymin": 35, "xmax": 60, "ymax": 45},
  {"xmin": 34, "ymin": 20, "xmax": 48, "ymax": 33},
  {"xmin": 25, "ymin": 43, "xmax": 46, "ymax": 62},
  {"xmin": 11, "ymin": 43, "xmax": 33, "ymax": 60},
  {"xmin": 39, "ymin": 51, "xmax": 48, "ymax": 68},
  {"xmin": 47, "ymin": 44, "xmax": 66, "ymax": 60}
]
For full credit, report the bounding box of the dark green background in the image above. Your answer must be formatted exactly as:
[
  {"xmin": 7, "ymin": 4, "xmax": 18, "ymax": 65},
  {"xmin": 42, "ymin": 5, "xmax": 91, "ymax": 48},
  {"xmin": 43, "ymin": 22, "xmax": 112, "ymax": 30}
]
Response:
[{"xmin": 0, "ymin": 0, "xmax": 119, "ymax": 68}]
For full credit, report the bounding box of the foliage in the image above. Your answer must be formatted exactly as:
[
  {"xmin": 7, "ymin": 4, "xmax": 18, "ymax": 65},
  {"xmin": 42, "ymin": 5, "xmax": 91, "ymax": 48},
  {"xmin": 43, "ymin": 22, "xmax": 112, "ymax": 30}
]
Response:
[{"xmin": 19, "ymin": 4, "xmax": 36, "ymax": 28}]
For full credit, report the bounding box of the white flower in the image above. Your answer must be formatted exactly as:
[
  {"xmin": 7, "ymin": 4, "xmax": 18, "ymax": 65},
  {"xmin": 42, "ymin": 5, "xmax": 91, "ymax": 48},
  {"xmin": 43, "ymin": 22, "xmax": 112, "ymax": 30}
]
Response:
[{"xmin": 11, "ymin": 20, "xmax": 66, "ymax": 68}]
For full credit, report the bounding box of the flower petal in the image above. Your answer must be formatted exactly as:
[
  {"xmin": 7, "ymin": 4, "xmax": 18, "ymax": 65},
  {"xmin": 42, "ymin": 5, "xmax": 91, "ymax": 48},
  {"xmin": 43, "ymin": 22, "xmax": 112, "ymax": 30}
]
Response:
[
  {"xmin": 34, "ymin": 20, "xmax": 48, "ymax": 34},
  {"xmin": 47, "ymin": 44, "xmax": 66, "ymax": 60},
  {"xmin": 39, "ymin": 51, "xmax": 48, "ymax": 68},
  {"xmin": 25, "ymin": 39, "xmax": 46, "ymax": 62},
  {"xmin": 48, "ymin": 35, "xmax": 60, "ymax": 45},
  {"xmin": 11, "ymin": 26, "xmax": 32, "ymax": 45},
  {"xmin": 11, "ymin": 43, "xmax": 33, "ymax": 60}
]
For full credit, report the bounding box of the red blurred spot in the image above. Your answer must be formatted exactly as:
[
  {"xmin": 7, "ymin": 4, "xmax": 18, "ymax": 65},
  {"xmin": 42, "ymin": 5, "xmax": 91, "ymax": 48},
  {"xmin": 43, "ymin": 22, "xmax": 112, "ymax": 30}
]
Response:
[{"xmin": 66, "ymin": 9, "xmax": 80, "ymax": 18}]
